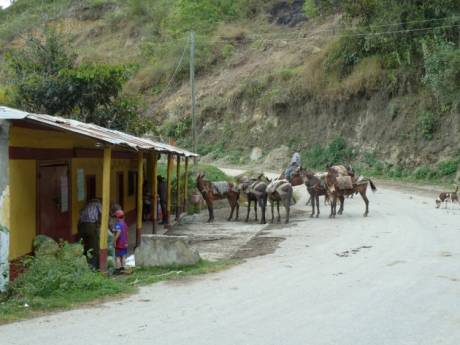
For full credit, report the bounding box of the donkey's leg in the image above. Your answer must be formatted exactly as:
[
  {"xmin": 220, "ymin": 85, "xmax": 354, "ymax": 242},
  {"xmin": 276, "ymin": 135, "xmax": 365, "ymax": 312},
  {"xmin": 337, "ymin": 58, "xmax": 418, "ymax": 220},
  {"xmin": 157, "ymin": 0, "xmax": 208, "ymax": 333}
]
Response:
[
  {"xmin": 284, "ymin": 198, "xmax": 290, "ymax": 224},
  {"xmin": 338, "ymin": 195, "xmax": 345, "ymax": 215},
  {"xmin": 330, "ymin": 195, "xmax": 336, "ymax": 218},
  {"xmin": 275, "ymin": 200, "xmax": 280, "ymax": 223},
  {"xmin": 259, "ymin": 197, "xmax": 266, "ymax": 224},
  {"xmin": 245, "ymin": 199, "xmax": 251, "ymax": 222},
  {"xmin": 360, "ymin": 190, "xmax": 369, "ymax": 217},
  {"xmin": 254, "ymin": 200, "xmax": 258, "ymax": 221},
  {"xmin": 270, "ymin": 199, "xmax": 275, "ymax": 223},
  {"xmin": 306, "ymin": 196, "xmax": 311, "ymax": 206},
  {"xmin": 315, "ymin": 194, "xmax": 320, "ymax": 218},
  {"xmin": 235, "ymin": 200, "xmax": 240, "ymax": 220},
  {"xmin": 228, "ymin": 197, "xmax": 235, "ymax": 221},
  {"xmin": 310, "ymin": 193, "xmax": 315, "ymax": 218},
  {"xmin": 205, "ymin": 195, "xmax": 213, "ymax": 223}
]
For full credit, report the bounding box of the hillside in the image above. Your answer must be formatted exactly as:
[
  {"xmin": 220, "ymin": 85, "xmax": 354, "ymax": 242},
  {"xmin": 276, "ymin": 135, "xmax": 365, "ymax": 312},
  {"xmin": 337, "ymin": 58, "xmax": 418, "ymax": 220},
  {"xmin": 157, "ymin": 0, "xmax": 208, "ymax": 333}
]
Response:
[{"xmin": 0, "ymin": 0, "xmax": 459, "ymax": 182}]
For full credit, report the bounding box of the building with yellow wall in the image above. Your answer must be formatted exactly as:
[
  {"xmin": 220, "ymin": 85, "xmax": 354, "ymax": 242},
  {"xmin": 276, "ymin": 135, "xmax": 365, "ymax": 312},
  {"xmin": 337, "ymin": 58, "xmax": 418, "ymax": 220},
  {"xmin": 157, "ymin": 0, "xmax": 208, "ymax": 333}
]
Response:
[{"xmin": 0, "ymin": 106, "xmax": 196, "ymax": 289}]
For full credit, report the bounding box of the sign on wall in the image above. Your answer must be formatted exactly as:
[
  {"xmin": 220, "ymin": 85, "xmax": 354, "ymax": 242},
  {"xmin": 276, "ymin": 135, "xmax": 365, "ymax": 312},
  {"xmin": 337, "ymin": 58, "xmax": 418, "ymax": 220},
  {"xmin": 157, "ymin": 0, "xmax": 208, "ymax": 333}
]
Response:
[
  {"xmin": 77, "ymin": 169, "xmax": 85, "ymax": 202},
  {"xmin": 60, "ymin": 175, "xmax": 69, "ymax": 212}
]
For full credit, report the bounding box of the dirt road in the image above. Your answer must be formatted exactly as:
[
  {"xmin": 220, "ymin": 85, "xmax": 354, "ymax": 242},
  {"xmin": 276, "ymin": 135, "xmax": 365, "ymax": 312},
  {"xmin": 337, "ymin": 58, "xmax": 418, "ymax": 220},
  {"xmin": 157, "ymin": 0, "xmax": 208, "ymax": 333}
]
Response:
[{"xmin": 2, "ymin": 171, "xmax": 460, "ymax": 345}]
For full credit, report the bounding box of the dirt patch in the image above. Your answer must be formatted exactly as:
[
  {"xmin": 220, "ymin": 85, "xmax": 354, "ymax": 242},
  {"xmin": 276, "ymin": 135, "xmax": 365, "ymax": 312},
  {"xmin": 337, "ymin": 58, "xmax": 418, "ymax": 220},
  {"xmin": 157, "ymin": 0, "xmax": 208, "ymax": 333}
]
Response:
[{"xmin": 231, "ymin": 234, "xmax": 286, "ymax": 259}]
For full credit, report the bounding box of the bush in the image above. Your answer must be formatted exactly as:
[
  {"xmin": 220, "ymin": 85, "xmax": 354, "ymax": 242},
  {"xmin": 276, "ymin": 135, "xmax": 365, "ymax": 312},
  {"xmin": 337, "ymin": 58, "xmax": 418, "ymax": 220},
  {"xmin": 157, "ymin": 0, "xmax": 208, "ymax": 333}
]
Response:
[
  {"xmin": 437, "ymin": 160, "xmax": 458, "ymax": 177},
  {"xmin": 418, "ymin": 111, "xmax": 437, "ymax": 140},
  {"xmin": 413, "ymin": 165, "xmax": 431, "ymax": 179},
  {"xmin": 9, "ymin": 242, "xmax": 122, "ymax": 301},
  {"xmin": 423, "ymin": 39, "xmax": 460, "ymax": 108},
  {"xmin": 302, "ymin": 137, "xmax": 355, "ymax": 169}
]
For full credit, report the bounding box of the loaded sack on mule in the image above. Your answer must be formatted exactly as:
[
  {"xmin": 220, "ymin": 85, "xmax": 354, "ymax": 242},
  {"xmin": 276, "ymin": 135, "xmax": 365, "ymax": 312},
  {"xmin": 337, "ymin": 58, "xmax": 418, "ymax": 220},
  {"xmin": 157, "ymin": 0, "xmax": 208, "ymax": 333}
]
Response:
[
  {"xmin": 238, "ymin": 175, "xmax": 269, "ymax": 224},
  {"xmin": 211, "ymin": 181, "xmax": 239, "ymax": 197},
  {"xmin": 325, "ymin": 165, "xmax": 377, "ymax": 218},
  {"xmin": 267, "ymin": 178, "xmax": 294, "ymax": 224}
]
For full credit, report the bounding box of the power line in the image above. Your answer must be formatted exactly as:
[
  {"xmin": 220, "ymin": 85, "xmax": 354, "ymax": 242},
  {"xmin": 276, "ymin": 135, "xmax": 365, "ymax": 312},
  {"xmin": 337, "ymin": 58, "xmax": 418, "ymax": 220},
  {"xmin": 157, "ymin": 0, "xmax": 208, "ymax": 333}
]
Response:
[
  {"xmin": 154, "ymin": 37, "xmax": 189, "ymax": 104},
  {"xmin": 210, "ymin": 24, "xmax": 460, "ymax": 42},
  {"xmin": 215, "ymin": 16, "xmax": 460, "ymax": 40}
]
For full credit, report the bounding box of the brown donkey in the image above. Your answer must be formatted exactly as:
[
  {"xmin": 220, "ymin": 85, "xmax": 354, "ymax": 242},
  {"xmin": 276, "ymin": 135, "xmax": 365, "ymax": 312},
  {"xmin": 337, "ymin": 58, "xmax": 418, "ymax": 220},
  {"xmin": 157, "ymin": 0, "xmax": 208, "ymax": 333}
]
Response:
[
  {"xmin": 303, "ymin": 171, "xmax": 330, "ymax": 218},
  {"xmin": 325, "ymin": 167, "xmax": 377, "ymax": 218},
  {"xmin": 267, "ymin": 178, "xmax": 293, "ymax": 223},
  {"xmin": 196, "ymin": 172, "xmax": 240, "ymax": 223},
  {"xmin": 239, "ymin": 174, "xmax": 269, "ymax": 224}
]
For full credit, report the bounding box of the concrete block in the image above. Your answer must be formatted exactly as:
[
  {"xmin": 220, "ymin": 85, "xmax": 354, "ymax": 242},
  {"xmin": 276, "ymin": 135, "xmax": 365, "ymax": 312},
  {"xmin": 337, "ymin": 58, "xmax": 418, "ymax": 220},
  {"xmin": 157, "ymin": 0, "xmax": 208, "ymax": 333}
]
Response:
[{"xmin": 135, "ymin": 235, "xmax": 201, "ymax": 267}]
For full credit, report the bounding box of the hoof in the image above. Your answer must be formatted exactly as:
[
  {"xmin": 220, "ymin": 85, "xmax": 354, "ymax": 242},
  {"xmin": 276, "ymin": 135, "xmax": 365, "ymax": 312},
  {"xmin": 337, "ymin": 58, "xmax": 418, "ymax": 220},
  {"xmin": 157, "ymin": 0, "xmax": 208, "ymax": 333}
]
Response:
[
  {"xmin": 285, "ymin": 220, "xmax": 289, "ymax": 224},
  {"xmin": 310, "ymin": 214, "xmax": 314, "ymax": 218},
  {"xmin": 363, "ymin": 213, "xmax": 368, "ymax": 217},
  {"xmin": 316, "ymin": 214, "xmax": 319, "ymax": 218}
]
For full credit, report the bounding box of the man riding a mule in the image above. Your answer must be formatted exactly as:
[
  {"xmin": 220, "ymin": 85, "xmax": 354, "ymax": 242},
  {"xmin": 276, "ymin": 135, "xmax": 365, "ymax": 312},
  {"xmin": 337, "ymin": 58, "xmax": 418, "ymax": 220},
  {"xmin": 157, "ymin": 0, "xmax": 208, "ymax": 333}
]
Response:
[{"xmin": 283, "ymin": 152, "xmax": 301, "ymax": 181}]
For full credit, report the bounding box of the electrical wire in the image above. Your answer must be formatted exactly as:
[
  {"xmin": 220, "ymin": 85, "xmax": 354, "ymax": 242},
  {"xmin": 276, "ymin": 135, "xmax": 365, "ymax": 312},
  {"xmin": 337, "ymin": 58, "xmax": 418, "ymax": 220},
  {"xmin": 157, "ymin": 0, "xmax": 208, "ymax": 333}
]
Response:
[
  {"xmin": 210, "ymin": 24, "xmax": 460, "ymax": 42},
  {"xmin": 154, "ymin": 36, "xmax": 190, "ymax": 103}
]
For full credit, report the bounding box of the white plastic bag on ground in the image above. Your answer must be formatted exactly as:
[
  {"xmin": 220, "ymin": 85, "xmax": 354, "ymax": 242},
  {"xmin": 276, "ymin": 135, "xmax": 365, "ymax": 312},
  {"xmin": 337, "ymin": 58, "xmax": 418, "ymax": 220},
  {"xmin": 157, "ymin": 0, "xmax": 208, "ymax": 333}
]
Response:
[{"xmin": 125, "ymin": 254, "xmax": 135, "ymax": 268}]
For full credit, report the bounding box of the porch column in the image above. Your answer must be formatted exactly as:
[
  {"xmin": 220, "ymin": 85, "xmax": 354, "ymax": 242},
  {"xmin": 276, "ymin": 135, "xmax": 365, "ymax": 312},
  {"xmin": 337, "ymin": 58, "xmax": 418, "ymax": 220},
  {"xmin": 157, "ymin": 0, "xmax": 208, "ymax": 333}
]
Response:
[
  {"xmin": 0, "ymin": 120, "xmax": 10, "ymax": 291},
  {"xmin": 151, "ymin": 152, "xmax": 158, "ymax": 234},
  {"xmin": 99, "ymin": 146, "xmax": 112, "ymax": 272},
  {"xmin": 184, "ymin": 157, "xmax": 189, "ymax": 214},
  {"xmin": 166, "ymin": 154, "xmax": 173, "ymax": 228},
  {"xmin": 176, "ymin": 155, "xmax": 181, "ymax": 221},
  {"xmin": 136, "ymin": 151, "xmax": 144, "ymax": 248}
]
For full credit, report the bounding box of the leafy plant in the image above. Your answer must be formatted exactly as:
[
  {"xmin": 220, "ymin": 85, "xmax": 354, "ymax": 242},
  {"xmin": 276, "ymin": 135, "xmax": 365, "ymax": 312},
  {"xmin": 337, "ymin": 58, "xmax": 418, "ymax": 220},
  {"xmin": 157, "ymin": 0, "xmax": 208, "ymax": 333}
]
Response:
[
  {"xmin": 418, "ymin": 111, "xmax": 438, "ymax": 140},
  {"xmin": 9, "ymin": 242, "xmax": 123, "ymax": 301},
  {"xmin": 437, "ymin": 160, "xmax": 458, "ymax": 177}
]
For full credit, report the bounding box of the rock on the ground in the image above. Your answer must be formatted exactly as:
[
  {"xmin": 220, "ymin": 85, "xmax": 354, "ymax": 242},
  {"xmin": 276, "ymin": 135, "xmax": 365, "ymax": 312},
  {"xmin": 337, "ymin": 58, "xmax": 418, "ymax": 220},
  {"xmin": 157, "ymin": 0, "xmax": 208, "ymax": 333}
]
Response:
[{"xmin": 135, "ymin": 235, "xmax": 201, "ymax": 267}]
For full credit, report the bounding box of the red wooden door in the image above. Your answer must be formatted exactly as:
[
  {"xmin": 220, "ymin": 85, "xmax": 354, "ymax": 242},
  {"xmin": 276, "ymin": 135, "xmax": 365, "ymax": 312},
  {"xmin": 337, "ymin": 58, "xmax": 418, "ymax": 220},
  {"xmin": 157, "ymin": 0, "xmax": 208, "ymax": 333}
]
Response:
[{"xmin": 38, "ymin": 164, "xmax": 71, "ymax": 242}]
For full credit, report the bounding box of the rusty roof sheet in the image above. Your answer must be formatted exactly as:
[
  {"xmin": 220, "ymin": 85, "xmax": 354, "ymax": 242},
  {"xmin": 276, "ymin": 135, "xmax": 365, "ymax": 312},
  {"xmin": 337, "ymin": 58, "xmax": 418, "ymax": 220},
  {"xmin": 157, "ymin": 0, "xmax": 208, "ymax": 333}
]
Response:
[{"xmin": 0, "ymin": 106, "xmax": 198, "ymax": 157}]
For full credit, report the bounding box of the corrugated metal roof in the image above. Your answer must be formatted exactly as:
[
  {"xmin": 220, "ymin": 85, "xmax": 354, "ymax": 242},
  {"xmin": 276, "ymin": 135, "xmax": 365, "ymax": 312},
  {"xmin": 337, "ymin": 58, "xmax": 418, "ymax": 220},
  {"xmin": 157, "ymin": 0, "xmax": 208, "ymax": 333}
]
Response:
[{"xmin": 0, "ymin": 106, "xmax": 198, "ymax": 157}]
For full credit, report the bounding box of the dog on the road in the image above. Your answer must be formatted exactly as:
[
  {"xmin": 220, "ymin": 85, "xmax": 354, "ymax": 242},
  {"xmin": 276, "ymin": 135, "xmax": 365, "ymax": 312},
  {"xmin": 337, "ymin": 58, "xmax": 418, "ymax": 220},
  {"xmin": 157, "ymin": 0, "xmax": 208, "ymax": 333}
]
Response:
[{"xmin": 436, "ymin": 186, "xmax": 458, "ymax": 209}]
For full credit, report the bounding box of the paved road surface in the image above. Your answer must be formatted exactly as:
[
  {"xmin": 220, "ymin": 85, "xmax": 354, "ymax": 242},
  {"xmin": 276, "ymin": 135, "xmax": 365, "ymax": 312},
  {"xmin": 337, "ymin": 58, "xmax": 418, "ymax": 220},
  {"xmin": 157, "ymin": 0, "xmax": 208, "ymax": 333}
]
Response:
[{"xmin": 2, "ymin": 172, "xmax": 460, "ymax": 345}]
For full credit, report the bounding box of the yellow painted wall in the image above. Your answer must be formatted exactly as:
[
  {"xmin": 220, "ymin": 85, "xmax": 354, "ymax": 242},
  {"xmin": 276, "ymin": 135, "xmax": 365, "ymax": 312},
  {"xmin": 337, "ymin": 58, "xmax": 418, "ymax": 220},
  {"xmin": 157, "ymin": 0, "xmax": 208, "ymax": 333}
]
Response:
[
  {"xmin": 9, "ymin": 124, "xmax": 140, "ymax": 259},
  {"xmin": 9, "ymin": 160, "xmax": 36, "ymax": 259},
  {"xmin": 10, "ymin": 126, "xmax": 95, "ymax": 148},
  {"xmin": 71, "ymin": 158, "xmax": 137, "ymax": 235}
]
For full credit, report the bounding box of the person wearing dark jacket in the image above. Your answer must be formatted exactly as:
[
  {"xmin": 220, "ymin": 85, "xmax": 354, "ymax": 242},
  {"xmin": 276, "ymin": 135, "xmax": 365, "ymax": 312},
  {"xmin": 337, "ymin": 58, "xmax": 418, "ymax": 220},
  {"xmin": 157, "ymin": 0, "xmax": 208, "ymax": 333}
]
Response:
[
  {"xmin": 157, "ymin": 175, "xmax": 167, "ymax": 224},
  {"xmin": 78, "ymin": 198, "xmax": 102, "ymax": 268}
]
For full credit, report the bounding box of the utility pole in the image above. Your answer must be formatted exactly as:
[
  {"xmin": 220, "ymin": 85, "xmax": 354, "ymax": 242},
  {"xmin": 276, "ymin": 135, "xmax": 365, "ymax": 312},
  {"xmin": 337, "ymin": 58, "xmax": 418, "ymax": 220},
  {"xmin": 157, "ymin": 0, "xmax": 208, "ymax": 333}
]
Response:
[{"xmin": 190, "ymin": 31, "xmax": 197, "ymax": 163}]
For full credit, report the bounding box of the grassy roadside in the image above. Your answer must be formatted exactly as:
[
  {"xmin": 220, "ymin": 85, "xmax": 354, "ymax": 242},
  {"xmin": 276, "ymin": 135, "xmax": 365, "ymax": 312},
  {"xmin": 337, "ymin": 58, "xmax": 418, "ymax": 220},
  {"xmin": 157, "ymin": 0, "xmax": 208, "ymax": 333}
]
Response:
[{"xmin": 0, "ymin": 259, "xmax": 238, "ymax": 325}]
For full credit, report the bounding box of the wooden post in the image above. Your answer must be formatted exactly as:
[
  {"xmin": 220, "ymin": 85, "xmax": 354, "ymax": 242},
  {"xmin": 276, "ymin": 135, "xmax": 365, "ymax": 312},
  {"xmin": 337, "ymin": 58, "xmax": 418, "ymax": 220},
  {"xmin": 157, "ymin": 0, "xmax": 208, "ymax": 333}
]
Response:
[
  {"xmin": 184, "ymin": 157, "xmax": 189, "ymax": 214},
  {"xmin": 176, "ymin": 155, "xmax": 181, "ymax": 221},
  {"xmin": 99, "ymin": 146, "xmax": 111, "ymax": 272},
  {"xmin": 151, "ymin": 152, "xmax": 158, "ymax": 233},
  {"xmin": 136, "ymin": 151, "xmax": 144, "ymax": 247},
  {"xmin": 166, "ymin": 154, "xmax": 173, "ymax": 228}
]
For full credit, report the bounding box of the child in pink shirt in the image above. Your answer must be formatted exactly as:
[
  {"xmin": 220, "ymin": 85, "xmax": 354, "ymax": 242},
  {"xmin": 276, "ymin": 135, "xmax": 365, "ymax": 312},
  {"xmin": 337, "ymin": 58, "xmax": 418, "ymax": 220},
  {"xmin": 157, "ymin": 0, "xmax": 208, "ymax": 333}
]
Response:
[{"xmin": 113, "ymin": 210, "xmax": 129, "ymax": 272}]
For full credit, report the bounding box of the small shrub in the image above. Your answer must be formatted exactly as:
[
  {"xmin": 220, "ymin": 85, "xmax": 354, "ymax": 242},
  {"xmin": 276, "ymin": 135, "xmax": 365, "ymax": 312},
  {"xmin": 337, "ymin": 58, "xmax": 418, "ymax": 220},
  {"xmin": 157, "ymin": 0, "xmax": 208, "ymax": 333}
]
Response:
[
  {"xmin": 413, "ymin": 165, "xmax": 431, "ymax": 179},
  {"xmin": 9, "ymin": 242, "xmax": 122, "ymax": 302},
  {"xmin": 418, "ymin": 111, "xmax": 437, "ymax": 140},
  {"xmin": 437, "ymin": 160, "xmax": 458, "ymax": 177},
  {"xmin": 301, "ymin": 137, "xmax": 355, "ymax": 169}
]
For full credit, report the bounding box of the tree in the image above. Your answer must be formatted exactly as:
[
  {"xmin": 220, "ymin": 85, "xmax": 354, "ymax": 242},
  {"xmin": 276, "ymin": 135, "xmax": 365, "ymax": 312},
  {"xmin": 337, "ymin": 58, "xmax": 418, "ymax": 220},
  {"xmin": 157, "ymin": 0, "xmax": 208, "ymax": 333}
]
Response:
[{"xmin": 6, "ymin": 28, "xmax": 151, "ymax": 133}]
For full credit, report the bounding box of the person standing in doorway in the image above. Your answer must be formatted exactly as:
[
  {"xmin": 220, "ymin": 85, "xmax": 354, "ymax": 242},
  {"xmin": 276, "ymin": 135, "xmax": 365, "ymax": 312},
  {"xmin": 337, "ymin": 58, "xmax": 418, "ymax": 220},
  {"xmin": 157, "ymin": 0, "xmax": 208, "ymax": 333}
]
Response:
[
  {"xmin": 78, "ymin": 198, "xmax": 102, "ymax": 269},
  {"xmin": 157, "ymin": 175, "xmax": 167, "ymax": 224}
]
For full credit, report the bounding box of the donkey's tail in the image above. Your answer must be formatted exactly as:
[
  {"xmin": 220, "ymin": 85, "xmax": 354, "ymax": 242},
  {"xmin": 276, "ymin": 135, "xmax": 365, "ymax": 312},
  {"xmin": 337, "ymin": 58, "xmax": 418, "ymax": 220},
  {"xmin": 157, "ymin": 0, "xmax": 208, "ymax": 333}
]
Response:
[{"xmin": 369, "ymin": 179, "xmax": 377, "ymax": 192}]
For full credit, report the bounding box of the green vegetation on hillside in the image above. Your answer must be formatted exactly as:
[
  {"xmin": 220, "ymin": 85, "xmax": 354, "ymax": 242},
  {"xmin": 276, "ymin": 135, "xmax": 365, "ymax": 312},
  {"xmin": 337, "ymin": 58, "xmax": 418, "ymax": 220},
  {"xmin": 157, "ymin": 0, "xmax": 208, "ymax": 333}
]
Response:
[{"xmin": 0, "ymin": 0, "xmax": 459, "ymax": 177}]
